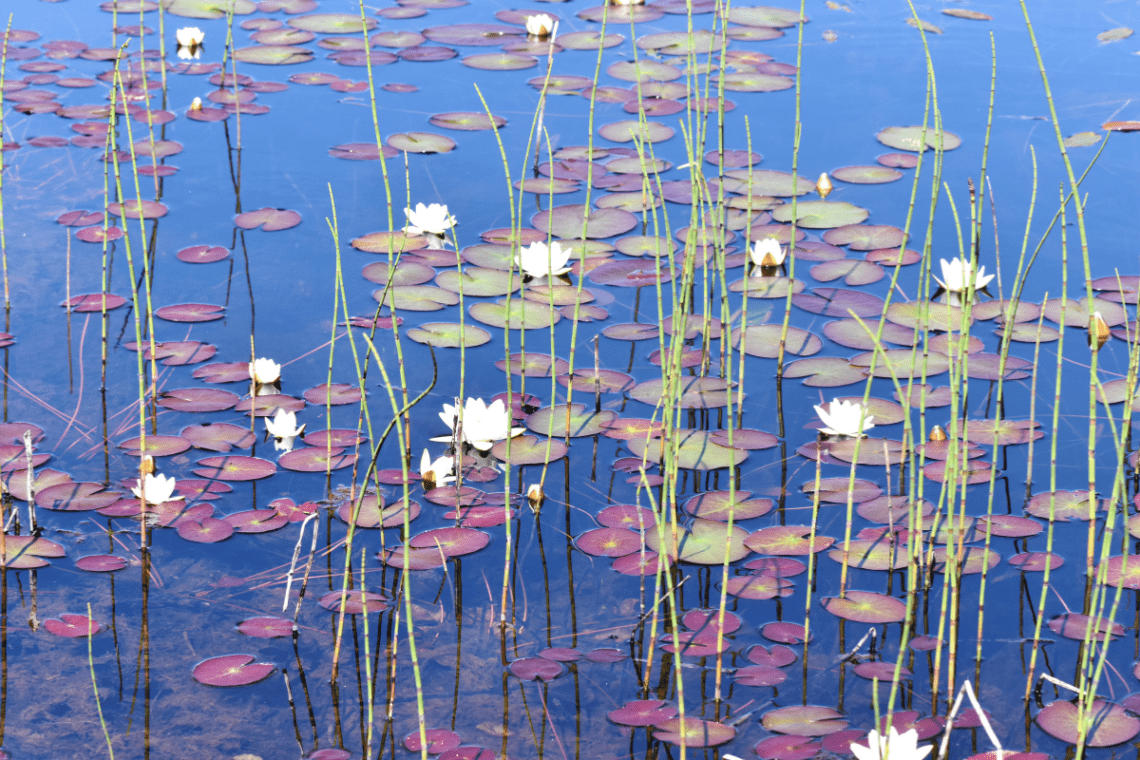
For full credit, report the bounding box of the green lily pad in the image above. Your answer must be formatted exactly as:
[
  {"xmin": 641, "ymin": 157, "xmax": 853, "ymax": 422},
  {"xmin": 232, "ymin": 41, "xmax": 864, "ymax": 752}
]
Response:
[
  {"xmin": 533, "ymin": 204, "xmax": 637, "ymax": 239},
  {"xmin": 163, "ymin": 0, "xmax": 256, "ymax": 19},
  {"xmin": 728, "ymin": 276, "xmax": 806, "ymax": 299},
  {"xmin": 821, "ymin": 590, "xmax": 906, "ymax": 623},
  {"xmin": 463, "ymin": 53, "xmax": 537, "ymax": 71},
  {"xmin": 526, "ymin": 403, "xmax": 616, "ymax": 438},
  {"xmin": 829, "ymin": 166, "xmax": 904, "ymax": 184},
  {"xmin": 725, "ymin": 169, "xmax": 813, "ymax": 197},
  {"xmin": 761, "ymin": 706, "xmax": 847, "ymax": 737},
  {"xmin": 771, "ymin": 201, "xmax": 869, "ymax": 229},
  {"xmin": 469, "ymin": 298, "xmax": 560, "ymax": 330},
  {"xmin": 233, "ymin": 45, "xmax": 312, "ymax": 65},
  {"xmin": 645, "ymin": 517, "xmax": 749, "ymax": 564},
  {"xmin": 489, "ymin": 434, "xmax": 567, "ymax": 465},
  {"xmin": 607, "ymin": 60, "xmax": 682, "ymax": 83},
  {"xmin": 822, "ymin": 224, "xmax": 907, "ymax": 250},
  {"xmin": 387, "ymin": 132, "xmax": 456, "ymax": 153},
  {"xmin": 628, "ymin": 430, "xmax": 747, "ymax": 470},
  {"xmin": 373, "ymin": 285, "xmax": 460, "ymax": 312},
  {"xmin": 1036, "ymin": 700, "xmax": 1140, "ymax": 747},
  {"xmin": 784, "ymin": 357, "xmax": 869, "ymax": 387},
  {"xmin": 885, "ymin": 301, "xmax": 965, "ymax": 332},
  {"xmin": 629, "ymin": 377, "xmax": 742, "ymax": 409},
  {"xmin": 721, "ymin": 73, "xmax": 794, "ymax": 92},
  {"xmin": 733, "ymin": 325, "xmax": 822, "ymax": 358},
  {"xmin": 876, "ymin": 126, "xmax": 962, "ymax": 152},
  {"xmin": 496, "ymin": 353, "xmax": 569, "ymax": 377},
  {"xmin": 288, "ymin": 13, "xmax": 374, "ymax": 32},
  {"xmin": 598, "ymin": 120, "xmax": 675, "ymax": 144},
  {"xmin": 405, "ymin": 323, "xmax": 491, "ymax": 348},
  {"xmin": 727, "ymin": 6, "xmax": 808, "ymax": 27},
  {"xmin": 435, "ymin": 268, "xmax": 519, "ymax": 297}
]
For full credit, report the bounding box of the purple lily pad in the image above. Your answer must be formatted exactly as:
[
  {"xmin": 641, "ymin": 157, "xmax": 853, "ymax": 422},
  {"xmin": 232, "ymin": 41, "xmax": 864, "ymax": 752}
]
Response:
[
  {"xmin": 76, "ymin": 554, "xmax": 129, "ymax": 572},
  {"xmin": 177, "ymin": 517, "xmax": 235, "ymax": 543},
  {"xmin": 193, "ymin": 456, "xmax": 276, "ymax": 481},
  {"xmin": 234, "ymin": 207, "xmax": 301, "ymax": 231},
  {"xmin": 181, "ymin": 423, "xmax": 255, "ymax": 453},
  {"xmin": 608, "ymin": 700, "xmax": 678, "ymax": 727},
  {"xmin": 1036, "ymin": 700, "xmax": 1140, "ymax": 747},
  {"xmin": 192, "ymin": 654, "xmax": 275, "ymax": 687},
  {"xmin": 225, "ymin": 509, "xmax": 289, "ymax": 534},
  {"xmin": 409, "ymin": 527, "xmax": 490, "ymax": 557},
  {"xmin": 403, "ymin": 729, "xmax": 462, "ymax": 754},
  {"xmin": 319, "ymin": 590, "xmax": 389, "ymax": 614},
  {"xmin": 44, "ymin": 614, "xmax": 101, "ymax": 638},
  {"xmin": 238, "ymin": 616, "xmax": 294, "ymax": 638},
  {"xmin": 154, "ymin": 303, "xmax": 224, "ymax": 322},
  {"xmin": 510, "ymin": 657, "xmax": 562, "ymax": 681},
  {"xmin": 157, "ymin": 388, "xmax": 239, "ymax": 413}
]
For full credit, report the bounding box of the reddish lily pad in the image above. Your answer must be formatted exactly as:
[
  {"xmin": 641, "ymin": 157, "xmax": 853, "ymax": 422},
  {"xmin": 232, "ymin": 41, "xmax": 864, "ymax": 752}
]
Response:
[
  {"xmin": 192, "ymin": 654, "xmax": 275, "ymax": 687},
  {"xmin": 318, "ymin": 590, "xmax": 389, "ymax": 615},
  {"xmin": 238, "ymin": 617, "xmax": 294, "ymax": 638},
  {"xmin": 118, "ymin": 435, "xmax": 191, "ymax": 457},
  {"xmin": 725, "ymin": 574, "xmax": 794, "ymax": 600},
  {"xmin": 510, "ymin": 657, "xmax": 562, "ymax": 681},
  {"xmin": 225, "ymin": 509, "xmax": 289, "ymax": 534},
  {"xmin": 234, "ymin": 207, "xmax": 301, "ymax": 231},
  {"xmin": 608, "ymin": 700, "xmax": 678, "ymax": 727},
  {"xmin": 155, "ymin": 303, "xmax": 225, "ymax": 322},
  {"xmin": 64, "ymin": 293, "xmax": 126, "ymax": 312},
  {"xmin": 37, "ymin": 482, "xmax": 119, "ymax": 511},
  {"xmin": 177, "ymin": 245, "xmax": 229, "ymax": 263},
  {"xmin": 577, "ymin": 527, "xmax": 640, "ymax": 557},
  {"xmin": 762, "ymin": 706, "xmax": 848, "ymax": 737},
  {"xmin": 177, "ymin": 517, "xmax": 236, "ymax": 543},
  {"xmin": 821, "ymin": 590, "xmax": 906, "ymax": 623},
  {"xmin": 76, "ymin": 553, "xmax": 129, "ymax": 572},
  {"xmin": 44, "ymin": 614, "xmax": 101, "ymax": 638},
  {"xmin": 654, "ymin": 718, "xmax": 735, "ymax": 747},
  {"xmin": 193, "ymin": 456, "xmax": 276, "ymax": 481},
  {"xmin": 534, "ymin": 204, "xmax": 637, "ymax": 240},
  {"xmin": 1036, "ymin": 700, "xmax": 1140, "ymax": 747},
  {"xmin": 409, "ymin": 527, "xmax": 490, "ymax": 557},
  {"xmin": 157, "ymin": 388, "xmax": 239, "ymax": 413},
  {"xmin": 1047, "ymin": 613, "xmax": 1123, "ymax": 642},
  {"xmin": 1025, "ymin": 490, "xmax": 1096, "ymax": 521},
  {"xmin": 303, "ymin": 383, "xmax": 362, "ymax": 406},
  {"xmin": 746, "ymin": 526, "xmax": 835, "ymax": 556},
  {"xmin": 682, "ymin": 491, "xmax": 773, "ymax": 520}
]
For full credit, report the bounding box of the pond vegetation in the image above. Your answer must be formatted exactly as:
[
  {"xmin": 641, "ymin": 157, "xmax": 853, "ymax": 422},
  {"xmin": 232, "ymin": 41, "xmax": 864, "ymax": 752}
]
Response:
[{"xmin": 0, "ymin": 0, "xmax": 1139, "ymax": 759}]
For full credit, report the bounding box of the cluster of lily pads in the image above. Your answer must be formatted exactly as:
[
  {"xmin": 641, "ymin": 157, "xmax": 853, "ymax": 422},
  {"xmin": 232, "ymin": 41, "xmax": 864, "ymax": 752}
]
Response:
[{"xmin": 3, "ymin": 0, "xmax": 1140, "ymax": 758}]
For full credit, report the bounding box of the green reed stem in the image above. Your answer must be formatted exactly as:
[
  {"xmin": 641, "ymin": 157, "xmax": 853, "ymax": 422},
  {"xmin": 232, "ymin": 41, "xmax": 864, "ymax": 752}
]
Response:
[{"xmin": 88, "ymin": 602, "xmax": 114, "ymax": 760}]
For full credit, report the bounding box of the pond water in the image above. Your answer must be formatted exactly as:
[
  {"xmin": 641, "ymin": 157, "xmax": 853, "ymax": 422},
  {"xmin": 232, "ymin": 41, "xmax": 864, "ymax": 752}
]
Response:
[{"xmin": 1, "ymin": 0, "xmax": 1140, "ymax": 758}]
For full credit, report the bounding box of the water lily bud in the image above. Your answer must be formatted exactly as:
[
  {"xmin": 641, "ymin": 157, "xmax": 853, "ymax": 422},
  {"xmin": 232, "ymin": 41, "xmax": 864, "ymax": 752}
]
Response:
[
  {"xmin": 928, "ymin": 425, "xmax": 947, "ymax": 442},
  {"xmin": 1089, "ymin": 310, "xmax": 1110, "ymax": 351},
  {"xmin": 816, "ymin": 172, "xmax": 833, "ymax": 199},
  {"xmin": 190, "ymin": 97, "xmax": 203, "ymax": 112},
  {"xmin": 527, "ymin": 483, "xmax": 544, "ymax": 508},
  {"xmin": 141, "ymin": 455, "xmax": 156, "ymax": 475}
]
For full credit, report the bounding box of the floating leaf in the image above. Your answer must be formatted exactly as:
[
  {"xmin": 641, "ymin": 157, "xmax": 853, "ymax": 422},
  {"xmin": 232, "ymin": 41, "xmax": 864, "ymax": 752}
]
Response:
[
  {"xmin": 44, "ymin": 614, "xmax": 101, "ymax": 638},
  {"xmin": 192, "ymin": 455, "xmax": 276, "ymax": 481},
  {"xmin": 877, "ymin": 126, "xmax": 962, "ymax": 152},
  {"xmin": 192, "ymin": 654, "xmax": 275, "ymax": 687},
  {"xmin": 654, "ymin": 718, "xmax": 736, "ymax": 748},
  {"xmin": 645, "ymin": 517, "xmax": 749, "ymax": 564},
  {"xmin": 1036, "ymin": 700, "xmax": 1140, "ymax": 747},
  {"xmin": 771, "ymin": 200, "xmax": 869, "ymax": 229},
  {"xmin": 746, "ymin": 526, "xmax": 834, "ymax": 556},
  {"xmin": 608, "ymin": 700, "xmax": 678, "ymax": 727},
  {"xmin": 821, "ymin": 590, "xmax": 906, "ymax": 623},
  {"xmin": 525, "ymin": 403, "xmax": 616, "ymax": 438},
  {"xmin": 387, "ymin": 132, "xmax": 456, "ymax": 153},
  {"xmin": 762, "ymin": 706, "xmax": 848, "ymax": 737},
  {"xmin": 234, "ymin": 207, "xmax": 301, "ymax": 231}
]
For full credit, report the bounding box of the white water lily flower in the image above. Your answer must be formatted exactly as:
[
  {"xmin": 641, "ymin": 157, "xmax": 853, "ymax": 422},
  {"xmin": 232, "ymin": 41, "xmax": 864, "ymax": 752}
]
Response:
[
  {"xmin": 749, "ymin": 237, "xmax": 785, "ymax": 269},
  {"xmin": 250, "ymin": 357, "xmax": 281, "ymax": 385},
  {"xmin": 850, "ymin": 727, "xmax": 932, "ymax": 760},
  {"xmin": 432, "ymin": 397, "xmax": 525, "ymax": 452},
  {"xmin": 814, "ymin": 398, "xmax": 874, "ymax": 437},
  {"xmin": 404, "ymin": 202, "xmax": 457, "ymax": 236},
  {"xmin": 176, "ymin": 27, "xmax": 205, "ymax": 48},
  {"xmin": 933, "ymin": 256, "xmax": 994, "ymax": 294},
  {"xmin": 525, "ymin": 14, "xmax": 555, "ymax": 37},
  {"xmin": 420, "ymin": 449, "xmax": 456, "ymax": 488},
  {"xmin": 265, "ymin": 408, "xmax": 304, "ymax": 438},
  {"xmin": 516, "ymin": 240, "xmax": 572, "ymax": 279},
  {"xmin": 131, "ymin": 472, "xmax": 182, "ymax": 505}
]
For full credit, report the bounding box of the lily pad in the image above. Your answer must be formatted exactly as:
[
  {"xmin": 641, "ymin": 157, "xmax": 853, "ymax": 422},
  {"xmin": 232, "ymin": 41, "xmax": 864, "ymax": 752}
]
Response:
[
  {"xmin": 469, "ymin": 298, "xmax": 560, "ymax": 330},
  {"xmin": 525, "ymin": 404, "xmax": 616, "ymax": 438},
  {"xmin": 762, "ymin": 706, "xmax": 848, "ymax": 737},
  {"xmin": 192, "ymin": 654, "xmax": 275, "ymax": 687},
  {"xmin": 644, "ymin": 517, "xmax": 749, "ymax": 564},
  {"xmin": 771, "ymin": 200, "xmax": 869, "ymax": 229},
  {"xmin": 406, "ymin": 323, "xmax": 492, "ymax": 349},
  {"xmin": 1036, "ymin": 700, "xmax": 1140, "ymax": 747},
  {"xmin": 821, "ymin": 590, "xmax": 906, "ymax": 623},
  {"xmin": 877, "ymin": 126, "xmax": 962, "ymax": 152}
]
